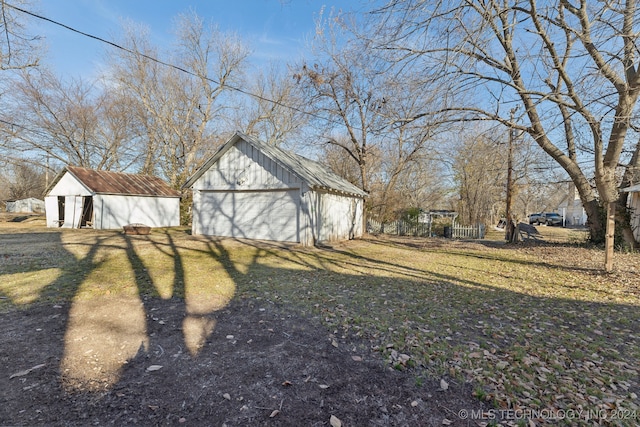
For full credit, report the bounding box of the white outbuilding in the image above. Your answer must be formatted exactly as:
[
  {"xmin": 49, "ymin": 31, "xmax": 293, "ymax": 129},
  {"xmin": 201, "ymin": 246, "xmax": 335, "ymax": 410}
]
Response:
[
  {"xmin": 5, "ymin": 197, "xmax": 45, "ymax": 214},
  {"xmin": 622, "ymin": 183, "xmax": 640, "ymax": 242},
  {"xmin": 183, "ymin": 132, "xmax": 367, "ymax": 246},
  {"xmin": 45, "ymin": 166, "xmax": 181, "ymax": 229}
]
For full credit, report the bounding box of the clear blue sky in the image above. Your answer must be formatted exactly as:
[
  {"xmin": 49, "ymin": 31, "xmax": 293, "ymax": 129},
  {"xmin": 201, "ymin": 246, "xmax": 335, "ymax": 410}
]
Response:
[{"xmin": 27, "ymin": 0, "xmax": 360, "ymax": 79}]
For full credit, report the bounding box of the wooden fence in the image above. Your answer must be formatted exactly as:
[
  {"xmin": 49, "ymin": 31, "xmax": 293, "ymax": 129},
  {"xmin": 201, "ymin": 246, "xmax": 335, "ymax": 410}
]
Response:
[
  {"xmin": 367, "ymin": 219, "xmax": 485, "ymax": 239},
  {"xmin": 451, "ymin": 222, "xmax": 486, "ymax": 239}
]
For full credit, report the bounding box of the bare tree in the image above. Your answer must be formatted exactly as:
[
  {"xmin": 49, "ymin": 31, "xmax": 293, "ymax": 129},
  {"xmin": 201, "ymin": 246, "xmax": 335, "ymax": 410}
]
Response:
[
  {"xmin": 238, "ymin": 63, "xmax": 308, "ymax": 146},
  {"xmin": 0, "ymin": 1, "xmax": 39, "ymax": 70},
  {"xmin": 322, "ymin": 140, "xmax": 367, "ymax": 188},
  {"xmin": 451, "ymin": 123, "xmax": 552, "ymax": 227},
  {"xmin": 296, "ymin": 9, "xmax": 448, "ymax": 225},
  {"xmin": 294, "ymin": 24, "xmax": 384, "ymax": 194},
  {"xmin": 452, "ymin": 132, "xmax": 507, "ymax": 226},
  {"xmin": 0, "ymin": 68, "xmax": 137, "ymax": 170},
  {"xmin": 107, "ymin": 13, "xmax": 250, "ymax": 188},
  {"xmin": 3, "ymin": 160, "xmax": 46, "ymax": 199},
  {"xmin": 373, "ymin": 0, "xmax": 640, "ymax": 269},
  {"xmin": 395, "ymin": 160, "xmax": 449, "ymax": 213},
  {"xmin": 375, "ymin": 73, "xmax": 449, "ymax": 220}
]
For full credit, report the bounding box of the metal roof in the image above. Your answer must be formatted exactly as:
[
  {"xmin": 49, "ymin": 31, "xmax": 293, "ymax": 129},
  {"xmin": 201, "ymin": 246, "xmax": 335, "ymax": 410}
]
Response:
[
  {"xmin": 183, "ymin": 132, "xmax": 368, "ymax": 198},
  {"xmin": 48, "ymin": 166, "xmax": 181, "ymax": 197},
  {"xmin": 622, "ymin": 183, "xmax": 640, "ymax": 193}
]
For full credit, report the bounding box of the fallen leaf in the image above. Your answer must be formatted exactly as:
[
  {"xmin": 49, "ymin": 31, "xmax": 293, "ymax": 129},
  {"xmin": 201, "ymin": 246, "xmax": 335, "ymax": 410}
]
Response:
[
  {"xmin": 351, "ymin": 355, "xmax": 362, "ymax": 362},
  {"xmin": 330, "ymin": 415, "xmax": 342, "ymax": 427},
  {"xmin": 223, "ymin": 393, "xmax": 231, "ymax": 400},
  {"xmin": 270, "ymin": 410, "xmax": 280, "ymax": 418},
  {"xmin": 319, "ymin": 384, "xmax": 330, "ymax": 389},
  {"xmin": 440, "ymin": 379, "xmax": 449, "ymax": 391},
  {"xmin": 282, "ymin": 380, "xmax": 292, "ymax": 386},
  {"xmin": 10, "ymin": 363, "xmax": 46, "ymax": 379},
  {"xmin": 146, "ymin": 365, "xmax": 163, "ymax": 372},
  {"xmin": 442, "ymin": 419, "xmax": 452, "ymax": 425}
]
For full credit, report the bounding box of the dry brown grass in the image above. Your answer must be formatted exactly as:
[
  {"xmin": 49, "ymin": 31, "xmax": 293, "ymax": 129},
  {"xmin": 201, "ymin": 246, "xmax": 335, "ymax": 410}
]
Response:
[{"xmin": 1, "ymin": 218, "xmax": 639, "ymax": 425}]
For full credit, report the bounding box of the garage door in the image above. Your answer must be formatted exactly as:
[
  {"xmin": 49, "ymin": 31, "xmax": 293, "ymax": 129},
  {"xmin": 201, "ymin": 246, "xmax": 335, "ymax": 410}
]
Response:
[{"xmin": 197, "ymin": 190, "xmax": 299, "ymax": 242}]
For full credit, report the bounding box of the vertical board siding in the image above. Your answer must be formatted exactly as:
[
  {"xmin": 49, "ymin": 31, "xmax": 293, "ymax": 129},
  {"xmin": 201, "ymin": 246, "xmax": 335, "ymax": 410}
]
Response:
[
  {"xmin": 195, "ymin": 141, "xmax": 302, "ymax": 190},
  {"xmin": 97, "ymin": 195, "xmax": 180, "ymax": 229},
  {"xmin": 44, "ymin": 196, "xmax": 60, "ymax": 227},
  {"xmin": 45, "ymin": 193, "xmax": 179, "ymax": 229},
  {"xmin": 315, "ymin": 191, "xmax": 363, "ymax": 243},
  {"xmin": 630, "ymin": 193, "xmax": 640, "ymax": 242},
  {"xmin": 298, "ymin": 189, "xmax": 318, "ymax": 246}
]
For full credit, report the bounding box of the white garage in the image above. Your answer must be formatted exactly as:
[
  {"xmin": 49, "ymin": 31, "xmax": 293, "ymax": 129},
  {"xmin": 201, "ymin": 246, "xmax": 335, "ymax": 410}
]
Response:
[
  {"xmin": 184, "ymin": 132, "xmax": 367, "ymax": 246},
  {"xmin": 44, "ymin": 166, "xmax": 181, "ymax": 230},
  {"xmin": 622, "ymin": 183, "xmax": 640, "ymax": 243}
]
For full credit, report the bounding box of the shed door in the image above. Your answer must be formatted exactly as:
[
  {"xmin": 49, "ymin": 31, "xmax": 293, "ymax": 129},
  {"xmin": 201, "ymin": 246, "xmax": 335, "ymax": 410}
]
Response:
[{"xmin": 198, "ymin": 190, "xmax": 299, "ymax": 242}]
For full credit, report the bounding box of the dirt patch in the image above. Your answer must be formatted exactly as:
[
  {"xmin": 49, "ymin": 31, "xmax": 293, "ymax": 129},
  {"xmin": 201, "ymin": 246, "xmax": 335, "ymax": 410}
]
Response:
[{"xmin": 0, "ymin": 295, "xmax": 487, "ymax": 426}]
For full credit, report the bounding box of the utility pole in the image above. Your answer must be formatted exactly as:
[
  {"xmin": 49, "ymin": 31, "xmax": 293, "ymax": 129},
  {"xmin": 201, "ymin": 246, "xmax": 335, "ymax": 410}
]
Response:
[
  {"xmin": 505, "ymin": 107, "xmax": 517, "ymax": 242},
  {"xmin": 45, "ymin": 154, "xmax": 50, "ymax": 188}
]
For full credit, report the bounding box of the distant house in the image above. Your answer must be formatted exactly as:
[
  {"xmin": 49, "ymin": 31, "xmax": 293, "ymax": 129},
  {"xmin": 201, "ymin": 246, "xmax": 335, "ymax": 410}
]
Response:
[
  {"xmin": 183, "ymin": 132, "xmax": 367, "ymax": 246},
  {"xmin": 557, "ymin": 182, "xmax": 587, "ymax": 226},
  {"xmin": 44, "ymin": 166, "xmax": 181, "ymax": 230},
  {"xmin": 5, "ymin": 197, "xmax": 45, "ymax": 214},
  {"xmin": 418, "ymin": 209, "xmax": 458, "ymax": 224},
  {"xmin": 622, "ymin": 183, "xmax": 640, "ymax": 242}
]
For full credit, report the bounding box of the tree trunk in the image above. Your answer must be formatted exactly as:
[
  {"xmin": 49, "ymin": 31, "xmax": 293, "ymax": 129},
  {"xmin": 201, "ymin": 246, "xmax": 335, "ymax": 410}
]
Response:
[{"xmin": 582, "ymin": 199, "xmax": 605, "ymax": 244}]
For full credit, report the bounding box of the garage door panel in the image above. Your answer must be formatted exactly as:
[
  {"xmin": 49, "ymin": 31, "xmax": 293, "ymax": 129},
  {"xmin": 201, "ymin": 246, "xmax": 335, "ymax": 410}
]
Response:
[{"xmin": 198, "ymin": 190, "xmax": 299, "ymax": 242}]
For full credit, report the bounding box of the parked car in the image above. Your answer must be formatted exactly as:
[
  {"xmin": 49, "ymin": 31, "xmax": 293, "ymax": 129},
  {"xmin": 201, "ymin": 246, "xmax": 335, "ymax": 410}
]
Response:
[
  {"xmin": 529, "ymin": 212, "xmax": 563, "ymax": 226},
  {"xmin": 528, "ymin": 213, "xmax": 543, "ymax": 224}
]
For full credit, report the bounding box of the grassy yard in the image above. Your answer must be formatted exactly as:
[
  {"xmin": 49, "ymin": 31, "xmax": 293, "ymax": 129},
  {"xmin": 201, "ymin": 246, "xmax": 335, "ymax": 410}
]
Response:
[{"xmin": 1, "ymin": 216, "xmax": 639, "ymax": 425}]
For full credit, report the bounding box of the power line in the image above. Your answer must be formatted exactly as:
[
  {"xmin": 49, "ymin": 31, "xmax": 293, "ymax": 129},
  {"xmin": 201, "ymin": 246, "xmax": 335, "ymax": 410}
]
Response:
[
  {"xmin": 2, "ymin": 1, "xmax": 627, "ymax": 178},
  {"xmin": 0, "ymin": 117, "xmax": 50, "ymax": 139},
  {"xmin": 9, "ymin": 2, "xmax": 459, "ymax": 150},
  {"xmin": 6, "ymin": 2, "xmax": 334, "ymax": 125}
]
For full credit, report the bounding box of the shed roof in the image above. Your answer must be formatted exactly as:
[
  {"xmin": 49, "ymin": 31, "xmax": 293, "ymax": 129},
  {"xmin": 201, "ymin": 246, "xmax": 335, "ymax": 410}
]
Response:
[
  {"xmin": 47, "ymin": 166, "xmax": 181, "ymax": 197},
  {"xmin": 183, "ymin": 132, "xmax": 368, "ymax": 198},
  {"xmin": 622, "ymin": 183, "xmax": 640, "ymax": 193},
  {"xmin": 6, "ymin": 197, "xmax": 43, "ymax": 203}
]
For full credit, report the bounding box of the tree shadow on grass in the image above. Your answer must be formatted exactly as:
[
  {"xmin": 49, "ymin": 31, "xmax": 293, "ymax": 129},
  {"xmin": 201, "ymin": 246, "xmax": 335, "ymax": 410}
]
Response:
[
  {"xmin": 0, "ymin": 229, "xmax": 132, "ymax": 403},
  {"xmin": 1, "ymin": 230, "xmax": 638, "ymax": 426},
  {"xmin": 363, "ymin": 235, "xmax": 609, "ymax": 274}
]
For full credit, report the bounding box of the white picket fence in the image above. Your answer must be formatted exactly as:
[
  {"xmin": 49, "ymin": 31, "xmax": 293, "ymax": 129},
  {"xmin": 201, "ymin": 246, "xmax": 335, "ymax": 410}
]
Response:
[
  {"xmin": 451, "ymin": 222, "xmax": 486, "ymax": 239},
  {"xmin": 367, "ymin": 219, "xmax": 485, "ymax": 239},
  {"xmin": 367, "ymin": 219, "xmax": 430, "ymax": 236}
]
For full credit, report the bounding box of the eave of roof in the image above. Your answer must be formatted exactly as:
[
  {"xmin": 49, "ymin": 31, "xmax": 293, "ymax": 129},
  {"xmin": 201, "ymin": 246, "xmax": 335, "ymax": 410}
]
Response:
[{"xmin": 622, "ymin": 183, "xmax": 640, "ymax": 193}]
